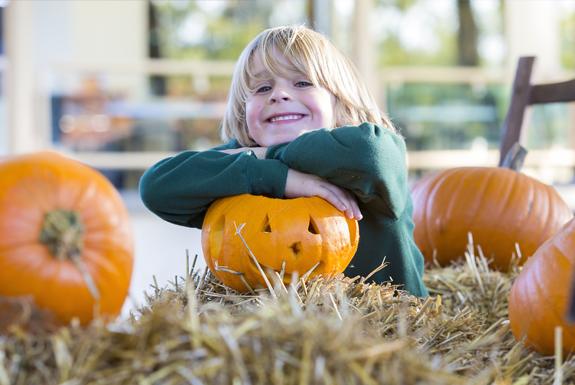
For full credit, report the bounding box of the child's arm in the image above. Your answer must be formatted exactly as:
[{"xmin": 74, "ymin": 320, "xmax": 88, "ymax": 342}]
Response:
[
  {"xmin": 221, "ymin": 148, "xmax": 361, "ymax": 219},
  {"xmin": 265, "ymin": 122, "xmax": 407, "ymax": 219},
  {"xmin": 139, "ymin": 145, "xmax": 288, "ymax": 228},
  {"xmin": 139, "ymin": 143, "xmax": 361, "ymax": 228}
]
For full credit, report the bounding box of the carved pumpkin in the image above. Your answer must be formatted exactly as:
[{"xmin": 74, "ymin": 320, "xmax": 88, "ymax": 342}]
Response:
[
  {"xmin": 508, "ymin": 218, "xmax": 575, "ymax": 355},
  {"xmin": 411, "ymin": 167, "xmax": 572, "ymax": 270},
  {"xmin": 0, "ymin": 151, "xmax": 133, "ymax": 325},
  {"xmin": 202, "ymin": 194, "xmax": 359, "ymax": 292}
]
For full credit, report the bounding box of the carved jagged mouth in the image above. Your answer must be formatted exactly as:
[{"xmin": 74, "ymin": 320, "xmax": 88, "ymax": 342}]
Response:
[
  {"xmin": 248, "ymin": 257, "xmax": 282, "ymax": 275},
  {"xmin": 247, "ymin": 255, "xmax": 324, "ymax": 277}
]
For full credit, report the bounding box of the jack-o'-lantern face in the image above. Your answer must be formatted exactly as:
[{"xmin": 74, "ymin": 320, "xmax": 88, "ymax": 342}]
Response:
[{"xmin": 201, "ymin": 194, "xmax": 359, "ymax": 292}]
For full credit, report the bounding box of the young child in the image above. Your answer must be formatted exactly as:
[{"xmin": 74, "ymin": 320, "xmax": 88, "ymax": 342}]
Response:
[{"xmin": 139, "ymin": 25, "xmax": 428, "ymax": 297}]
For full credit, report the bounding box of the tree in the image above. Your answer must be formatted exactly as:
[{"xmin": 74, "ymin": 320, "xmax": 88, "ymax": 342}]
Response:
[{"xmin": 456, "ymin": 0, "xmax": 479, "ymax": 66}]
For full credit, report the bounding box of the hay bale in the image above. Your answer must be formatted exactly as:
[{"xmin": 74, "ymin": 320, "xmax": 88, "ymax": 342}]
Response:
[{"xmin": 0, "ymin": 249, "xmax": 573, "ymax": 385}]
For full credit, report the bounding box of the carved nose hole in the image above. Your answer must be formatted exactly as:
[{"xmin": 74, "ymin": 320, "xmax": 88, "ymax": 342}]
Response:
[
  {"xmin": 308, "ymin": 217, "xmax": 319, "ymax": 234},
  {"xmin": 262, "ymin": 215, "xmax": 272, "ymax": 233},
  {"xmin": 290, "ymin": 242, "xmax": 302, "ymax": 255}
]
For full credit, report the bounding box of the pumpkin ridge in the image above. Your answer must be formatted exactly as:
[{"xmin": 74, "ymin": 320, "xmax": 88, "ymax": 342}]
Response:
[
  {"xmin": 80, "ymin": 249, "xmax": 132, "ymax": 301},
  {"xmin": 530, "ymin": 248, "xmax": 573, "ymax": 351},
  {"xmin": 81, "ymin": 205, "xmax": 131, "ymax": 232},
  {"xmin": 0, "ymin": 246, "xmax": 57, "ymax": 291},
  {"xmin": 504, "ymin": 171, "xmax": 525, "ymax": 264},
  {"xmin": 514, "ymin": 176, "xmax": 536, "ymax": 257},
  {"xmin": 522, "ymin": 261, "xmax": 549, "ymax": 351},
  {"xmin": 468, "ymin": 168, "xmax": 497, "ymax": 241},
  {"xmin": 445, "ymin": 169, "xmax": 470, "ymax": 225},
  {"xmin": 48, "ymin": 263, "xmax": 96, "ymax": 323},
  {"xmin": 424, "ymin": 169, "xmax": 454, "ymax": 259},
  {"xmin": 537, "ymin": 184, "xmax": 554, "ymax": 246},
  {"xmin": 9, "ymin": 177, "xmax": 56, "ymax": 214},
  {"xmin": 80, "ymin": 247, "xmax": 132, "ymax": 277},
  {"xmin": 442, "ymin": 169, "xmax": 475, "ymax": 258},
  {"xmin": 546, "ymin": 185, "xmax": 572, "ymax": 239},
  {"xmin": 545, "ymin": 244, "xmax": 575, "ymax": 337},
  {"xmin": 420, "ymin": 174, "xmax": 440, "ymax": 259},
  {"xmin": 66, "ymin": 181, "xmax": 100, "ymax": 214},
  {"xmin": 523, "ymin": 181, "xmax": 535, "ymax": 221},
  {"xmin": 0, "ymin": 237, "xmax": 43, "ymax": 252}
]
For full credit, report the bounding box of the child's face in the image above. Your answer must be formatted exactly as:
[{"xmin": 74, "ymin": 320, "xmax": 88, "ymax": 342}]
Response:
[{"xmin": 245, "ymin": 52, "xmax": 335, "ymax": 147}]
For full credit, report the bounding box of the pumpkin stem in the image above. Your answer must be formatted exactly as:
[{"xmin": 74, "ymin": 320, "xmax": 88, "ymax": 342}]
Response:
[
  {"xmin": 40, "ymin": 209, "xmax": 84, "ymax": 261},
  {"xmin": 39, "ymin": 210, "xmax": 101, "ymax": 301},
  {"xmin": 501, "ymin": 142, "xmax": 528, "ymax": 171}
]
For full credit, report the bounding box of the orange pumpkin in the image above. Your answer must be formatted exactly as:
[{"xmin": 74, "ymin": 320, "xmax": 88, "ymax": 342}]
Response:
[
  {"xmin": 202, "ymin": 194, "xmax": 359, "ymax": 292},
  {"xmin": 0, "ymin": 151, "xmax": 133, "ymax": 325},
  {"xmin": 411, "ymin": 167, "xmax": 572, "ymax": 270},
  {"xmin": 508, "ymin": 217, "xmax": 575, "ymax": 355}
]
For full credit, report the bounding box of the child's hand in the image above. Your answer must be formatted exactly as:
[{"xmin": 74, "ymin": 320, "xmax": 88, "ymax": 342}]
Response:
[
  {"xmin": 220, "ymin": 147, "xmax": 267, "ymax": 159},
  {"xmin": 285, "ymin": 169, "xmax": 362, "ymax": 220}
]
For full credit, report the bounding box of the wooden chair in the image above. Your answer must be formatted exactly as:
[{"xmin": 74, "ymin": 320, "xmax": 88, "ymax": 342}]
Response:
[{"xmin": 498, "ymin": 56, "xmax": 575, "ymax": 166}]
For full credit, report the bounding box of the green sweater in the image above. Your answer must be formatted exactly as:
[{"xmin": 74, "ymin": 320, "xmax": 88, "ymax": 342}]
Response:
[{"xmin": 139, "ymin": 122, "xmax": 428, "ymax": 297}]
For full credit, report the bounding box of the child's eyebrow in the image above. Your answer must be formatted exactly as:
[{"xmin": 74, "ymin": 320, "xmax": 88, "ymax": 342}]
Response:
[
  {"xmin": 251, "ymin": 70, "xmax": 270, "ymax": 80},
  {"xmin": 247, "ymin": 67, "xmax": 311, "ymax": 88},
  {"xmin": 252, "ymin": 68, "xmax": 308, "ymax": 80},
  {"xmin": 247, "ymin": 71, "xmax": 271, "ymax": 89}
]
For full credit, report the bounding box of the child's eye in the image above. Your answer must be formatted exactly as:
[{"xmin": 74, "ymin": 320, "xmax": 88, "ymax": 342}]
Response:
[
  {"xmin": 255, "ymin": 85, "xmax": 272, "ymax": 93},
  {"xmin": 295, "ymin": 81, "xmax": 313, "ymax": 88}
]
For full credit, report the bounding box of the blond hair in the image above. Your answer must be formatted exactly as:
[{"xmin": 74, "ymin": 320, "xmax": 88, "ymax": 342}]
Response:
[{"xmin": 221, "ymin": 25, "xmax": 394, "ymax": 146}]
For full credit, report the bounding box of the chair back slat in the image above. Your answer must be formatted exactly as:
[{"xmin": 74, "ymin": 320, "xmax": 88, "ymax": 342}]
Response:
[{"xmin": 529, "ymin": 79, "xmax": 575, "ymax": 104}]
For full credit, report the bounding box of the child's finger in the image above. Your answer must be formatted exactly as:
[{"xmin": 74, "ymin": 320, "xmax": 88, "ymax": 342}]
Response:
[
  {"xmin": 345, "ymin": 196, "xmax": 362, "ymax": 220},
  {"xmin": 349, "ymin": 199, "xmax": 362, "ymax": 220},
  {"xmin": 319, "ymin": 183, "xmax": 361, "ymax": 220},
  {"xmin": 318, "ymin": 184, "xmax": 348, "ymax": 213}
]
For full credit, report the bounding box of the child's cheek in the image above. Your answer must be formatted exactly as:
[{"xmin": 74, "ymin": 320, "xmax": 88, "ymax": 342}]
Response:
[{"xmin": 245, "ymin": 104, "xmax": 257, "ymax": 130}]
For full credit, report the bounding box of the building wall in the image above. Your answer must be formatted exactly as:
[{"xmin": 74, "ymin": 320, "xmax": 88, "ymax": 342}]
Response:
[{"xmin": 4, "ymin": 0, "xmax": 147, "ymax": 155}]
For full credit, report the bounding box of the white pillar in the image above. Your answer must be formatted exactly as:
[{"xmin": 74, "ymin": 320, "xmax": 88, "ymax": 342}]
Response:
[
  {"xmin": 505, "ymin": 0, "xmax": 561, "ymax": 80},
  {"xmin": 5, "ymin": 1, "xmax": 38, "ymax": 154},
  {"xmin": 352, "ymin": 0, "xmax": 380, "ymax": 106}
]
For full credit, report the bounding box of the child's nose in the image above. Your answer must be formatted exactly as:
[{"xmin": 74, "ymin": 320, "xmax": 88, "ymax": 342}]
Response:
[{"xmin": 269, "ymin": 88, "xmax": 291, "ymax": 103}]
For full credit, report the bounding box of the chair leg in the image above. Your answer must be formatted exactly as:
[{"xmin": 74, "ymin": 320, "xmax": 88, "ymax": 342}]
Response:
[{"xmin": 498, "ymin": 56, "xmax": 535, "ymax": 166}]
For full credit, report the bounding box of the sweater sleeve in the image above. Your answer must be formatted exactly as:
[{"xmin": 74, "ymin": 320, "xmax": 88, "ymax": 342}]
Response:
[
  {"xmin": 265, "ymin": 122, "xmax": 408, "ymax": 219},
  {"xmin": 139, "ymin": 141, "xmax": 289, "ymax": 228}
]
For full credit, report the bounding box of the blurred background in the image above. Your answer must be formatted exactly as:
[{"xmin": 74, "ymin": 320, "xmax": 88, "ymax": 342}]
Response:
[{"xmin": 1, "ymin": 0, "xmax": 574, "ymax": 313}]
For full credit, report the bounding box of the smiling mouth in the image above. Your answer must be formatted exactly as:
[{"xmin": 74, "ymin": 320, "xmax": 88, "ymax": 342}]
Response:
[{"xmin": 267, "ymin": 114, "xmax": 305, "ymax": 123}]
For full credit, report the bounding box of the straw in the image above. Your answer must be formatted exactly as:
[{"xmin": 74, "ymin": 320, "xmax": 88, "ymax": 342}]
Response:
[{"xmin": 0, "ymin": 240, "xmax": 574, "ymax": 384}]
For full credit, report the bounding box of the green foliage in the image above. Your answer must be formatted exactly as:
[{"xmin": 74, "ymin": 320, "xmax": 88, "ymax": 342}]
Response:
[
  {"xmin": 153, "ymin": 0, "xmax": 298, "ymax": 61},
  {"xmin": 387, "ymin": 83, "xmax": 505, "ymax": 150},
  {"xmin": 374, "ymin": 0, "xmax": 459, "ymax": 66},
  {"xmin": 377, "ymin": 26, "xmax": 457, "ymax": 67}
]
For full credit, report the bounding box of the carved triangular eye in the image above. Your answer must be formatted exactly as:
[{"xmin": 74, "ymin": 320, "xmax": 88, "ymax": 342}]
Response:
[
  {"xmin": 308, "ymin": 216, "xmax": 320, "ymax": 234},
  {"xmin": 262, "ymin": 215, "xmax": 272, "ymax": 233}
]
